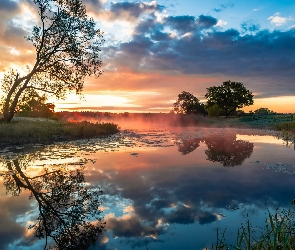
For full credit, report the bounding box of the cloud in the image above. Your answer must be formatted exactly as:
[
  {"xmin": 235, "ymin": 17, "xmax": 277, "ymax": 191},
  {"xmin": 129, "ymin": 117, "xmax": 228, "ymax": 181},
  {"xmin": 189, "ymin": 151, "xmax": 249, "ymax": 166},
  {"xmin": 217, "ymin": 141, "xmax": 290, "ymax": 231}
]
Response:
[
  {"xmin": 241, "ymin": 21, "xmax": 260, "ymax": 33},
  {"xmin": 198, "ymin": 15, "xmax": 218, "ymax": 28},
  {"xmin": 101, "ymin": 13, "xmax": 295, "ymax": 98},
  {"xmin": 83, "ymin": 0, "xmax": 106, "ymax": 9},
  {"xmin": 110, "ymin": 1, "xmax": 164, "ymax": 19},
  {"xmin": 213, "ymin": 3, "xmax": 234, "ymax": 12},
  {"xmin": 95, "ymin": 1, "xmax": 165, "ymax": 22},
  {"xmin": 0, "ymin": 0, "xmax": 21, "ymax": 34},
  {"xmin": 268, "ymin": 12, "xmax": 292, "ymax": 26}
]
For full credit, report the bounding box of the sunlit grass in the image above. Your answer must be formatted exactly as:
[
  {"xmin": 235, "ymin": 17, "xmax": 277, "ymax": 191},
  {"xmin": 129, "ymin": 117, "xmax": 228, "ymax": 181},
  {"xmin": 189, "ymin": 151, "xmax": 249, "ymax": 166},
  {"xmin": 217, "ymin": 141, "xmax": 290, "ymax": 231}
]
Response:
[{"xmin": 0, "ymin": 119, "xmax": 119, "ymax": 146}]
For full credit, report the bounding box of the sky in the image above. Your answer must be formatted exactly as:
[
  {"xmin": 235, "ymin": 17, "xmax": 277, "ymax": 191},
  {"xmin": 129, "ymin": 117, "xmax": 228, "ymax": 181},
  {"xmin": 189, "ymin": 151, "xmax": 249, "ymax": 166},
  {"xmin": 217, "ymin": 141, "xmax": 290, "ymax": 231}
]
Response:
[{"xmin": 1, "ymin": 0, "xmax": 295, "ymax": 113}]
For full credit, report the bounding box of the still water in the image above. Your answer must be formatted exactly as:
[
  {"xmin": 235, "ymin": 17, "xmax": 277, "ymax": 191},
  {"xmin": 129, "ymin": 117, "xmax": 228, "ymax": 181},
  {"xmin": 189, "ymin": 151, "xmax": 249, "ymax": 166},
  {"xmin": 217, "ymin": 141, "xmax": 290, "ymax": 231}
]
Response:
[{"xmin": 0, "ymin": 128, "xmax": 294, "ymax": 250}]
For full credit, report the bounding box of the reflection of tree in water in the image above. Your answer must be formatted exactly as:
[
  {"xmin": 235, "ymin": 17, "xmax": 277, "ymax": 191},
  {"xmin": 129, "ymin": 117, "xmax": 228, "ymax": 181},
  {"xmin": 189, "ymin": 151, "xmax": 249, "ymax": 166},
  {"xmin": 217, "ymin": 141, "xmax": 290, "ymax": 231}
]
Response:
[
  {"xmin": 177, "ymin": 138, "xmax": 201, "ymax": 155},
  {"xmin": 1, "ymin": 155, "xmax": 104, "ymax": 250},
  {"xmin": 203, "ymin": 133, "xmax": 254, "ymax": 167}
]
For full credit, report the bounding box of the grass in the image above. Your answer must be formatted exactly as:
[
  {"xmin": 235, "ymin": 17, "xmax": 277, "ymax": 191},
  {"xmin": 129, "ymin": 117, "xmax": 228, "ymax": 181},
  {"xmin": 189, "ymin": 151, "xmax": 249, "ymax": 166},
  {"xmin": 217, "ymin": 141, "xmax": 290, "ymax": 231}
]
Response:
[
  {"xmin": 212, "ymin": 208, "xmax": 295, "ymax": 250},
  {"xmin": 0, "ymin": 118, "xmax": 119, "ymax": 146},
  {"xmin": 275, "ymin": 120, "xmax": 295, "ymax": 133}
]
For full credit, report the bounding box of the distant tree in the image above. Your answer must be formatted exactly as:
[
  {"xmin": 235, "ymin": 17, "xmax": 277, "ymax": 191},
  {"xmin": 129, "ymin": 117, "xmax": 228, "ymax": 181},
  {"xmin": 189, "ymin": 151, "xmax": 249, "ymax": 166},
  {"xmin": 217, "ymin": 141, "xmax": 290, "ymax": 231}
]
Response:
[
  {"xmin": 18, "ymin": 91, "xmax": 55, "ymax": 118},
  {"xmin": 254, "ymin": 107, "xmax": 276, "ymax": 116},
  {"xmin": 1, "ymin": 0, "xmax": 103, "ymax": 123},
  {"xmin": 173, "ymin": 91, "xmax": 205, "ymax": 114},
  {"xmin": 205, "ymin": 81, "xmax": 254, "ymax": 118}
]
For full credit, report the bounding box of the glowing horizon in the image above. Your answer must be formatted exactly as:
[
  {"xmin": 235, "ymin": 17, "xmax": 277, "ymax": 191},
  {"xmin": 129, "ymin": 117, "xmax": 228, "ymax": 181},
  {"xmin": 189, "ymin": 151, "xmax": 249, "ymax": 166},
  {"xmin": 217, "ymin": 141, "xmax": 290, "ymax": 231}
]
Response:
[{"xmin": 1, "ymin": 0, "xmax": 295, "ymax": 113}]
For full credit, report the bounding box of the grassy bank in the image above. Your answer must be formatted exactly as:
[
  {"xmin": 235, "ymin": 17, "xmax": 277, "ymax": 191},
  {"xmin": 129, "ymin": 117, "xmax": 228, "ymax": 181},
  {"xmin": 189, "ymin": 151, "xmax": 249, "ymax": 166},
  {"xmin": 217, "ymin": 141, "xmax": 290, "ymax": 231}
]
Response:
[{"xmin": 0, "ymin": 118, "xmax": 119, "ymax": 146}]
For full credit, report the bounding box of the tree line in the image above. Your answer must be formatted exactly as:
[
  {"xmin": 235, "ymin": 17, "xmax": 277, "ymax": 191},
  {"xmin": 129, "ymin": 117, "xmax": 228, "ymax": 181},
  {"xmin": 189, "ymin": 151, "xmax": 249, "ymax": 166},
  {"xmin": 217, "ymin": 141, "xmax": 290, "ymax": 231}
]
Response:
[{"xmin": 173, "ymin": 80, "xmax": 254, "ymax": 118}]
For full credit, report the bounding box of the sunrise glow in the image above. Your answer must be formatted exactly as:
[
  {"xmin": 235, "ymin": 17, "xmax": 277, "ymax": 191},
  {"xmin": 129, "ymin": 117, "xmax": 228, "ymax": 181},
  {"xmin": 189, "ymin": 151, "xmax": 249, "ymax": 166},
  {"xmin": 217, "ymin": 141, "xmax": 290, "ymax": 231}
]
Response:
[{"xmin": 1, "ymin": 0, "xmax": 295, "ymax": 113}]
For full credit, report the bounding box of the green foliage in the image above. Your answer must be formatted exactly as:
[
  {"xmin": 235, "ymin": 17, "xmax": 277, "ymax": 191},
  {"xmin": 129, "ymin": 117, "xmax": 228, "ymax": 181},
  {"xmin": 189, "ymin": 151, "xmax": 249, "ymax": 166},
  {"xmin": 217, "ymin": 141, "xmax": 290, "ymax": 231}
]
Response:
[
  {"xmin": 205, "ymin": 81, "xmax": 254, "ymax": 118},
  {"xmin": 206, "ymin": 104, "xmax": 221, "ymax": 118},
  {"xmin": 1, "ymin": 0, "xmax": 103, "ymax": 122},
  {"xmin": 254, "ymin": 107, "xmax": 276, "ymax": 116},
  {"xmin": 0, "ymin": 119, "xmax": 119, "ymax": 145},
  {"xmin": 276, "ymin": 120, "xmax": 295, "ymax": 132},
  {"xmin": 173, "ymin": 91, "xmax": 205, "ymax": 115},
  {"xmin": 63, "ymin": 121, "xmax": 119, "ymax": 138}
]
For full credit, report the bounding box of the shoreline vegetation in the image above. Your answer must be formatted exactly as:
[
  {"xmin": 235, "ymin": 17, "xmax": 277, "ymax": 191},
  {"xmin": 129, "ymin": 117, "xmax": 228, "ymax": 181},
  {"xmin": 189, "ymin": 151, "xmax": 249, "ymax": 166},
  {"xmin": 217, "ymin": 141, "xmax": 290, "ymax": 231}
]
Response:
[
  {"xmin": 0, "ymin": 117, "xmax": 119, "ymax": 147},
  {"xmin": 0, "ymin": 112, "xmax": 294, "ymax": 147}
]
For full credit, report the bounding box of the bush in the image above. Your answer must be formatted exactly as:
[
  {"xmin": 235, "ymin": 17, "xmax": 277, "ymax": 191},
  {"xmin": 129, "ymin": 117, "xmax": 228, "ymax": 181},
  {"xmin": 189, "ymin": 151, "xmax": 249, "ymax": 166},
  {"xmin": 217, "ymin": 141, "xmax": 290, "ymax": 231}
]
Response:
[{"xmin": 207, "ymin": 104, "xmax": 221, "ymax": 118}]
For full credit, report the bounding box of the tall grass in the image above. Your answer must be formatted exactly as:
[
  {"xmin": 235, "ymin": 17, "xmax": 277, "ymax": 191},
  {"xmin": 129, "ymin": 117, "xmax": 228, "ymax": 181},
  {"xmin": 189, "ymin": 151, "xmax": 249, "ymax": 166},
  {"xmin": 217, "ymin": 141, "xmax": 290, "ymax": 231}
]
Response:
[
  {"xmin": 214, "ymin": 208, "xmax": 295, "ymax": 250},
  {"xmin": 0, "ymin": 119, "xmax": 119, "ymax": 146},
  {"xmin": 275, "ymin": 120, "xmax": 295, "ymax": 133}
]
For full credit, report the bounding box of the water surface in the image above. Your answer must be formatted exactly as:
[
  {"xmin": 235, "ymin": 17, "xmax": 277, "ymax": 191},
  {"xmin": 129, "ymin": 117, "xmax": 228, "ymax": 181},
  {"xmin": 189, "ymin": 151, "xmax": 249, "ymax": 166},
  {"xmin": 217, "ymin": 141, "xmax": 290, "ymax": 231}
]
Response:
[{"xmin": 0, "ymin": 128, "xmax": 294, "ymax": 249}]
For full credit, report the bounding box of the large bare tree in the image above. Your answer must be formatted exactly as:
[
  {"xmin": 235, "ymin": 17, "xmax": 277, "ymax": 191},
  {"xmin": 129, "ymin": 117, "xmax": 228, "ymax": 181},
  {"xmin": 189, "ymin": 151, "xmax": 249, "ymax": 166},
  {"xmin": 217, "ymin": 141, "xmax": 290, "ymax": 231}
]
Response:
[{"xmin": 1, "ymin": 0, "xmax": 104, "ymax": 122}]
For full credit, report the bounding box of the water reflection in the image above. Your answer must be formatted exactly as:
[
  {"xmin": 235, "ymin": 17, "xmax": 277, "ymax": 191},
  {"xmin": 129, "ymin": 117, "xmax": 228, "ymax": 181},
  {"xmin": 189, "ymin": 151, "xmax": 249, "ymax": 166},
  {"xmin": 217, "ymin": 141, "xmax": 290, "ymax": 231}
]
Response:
[
  {"xmin": 178, "ymin": 138, "xmax": 201, "ymax": 155},
  {"xmin": 177, "ymin": 132, "xmax": 254, "ymax": 166},
  {"xmin": 0, "ymin": 155, "xmax": 104, "ymax": 250},
  {"xmin": 203, "ymin": 133, "xmax": 254, "ymax": 167},
  {"xmin": 0, "ymin": 128, "xmax": 294, "ymax": 250}
]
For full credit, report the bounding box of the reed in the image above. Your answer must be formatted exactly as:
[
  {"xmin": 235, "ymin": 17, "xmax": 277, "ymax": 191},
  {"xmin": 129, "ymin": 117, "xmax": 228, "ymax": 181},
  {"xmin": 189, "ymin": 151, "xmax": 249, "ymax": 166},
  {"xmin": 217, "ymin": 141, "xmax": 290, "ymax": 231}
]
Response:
[
  {"xmin": 0, "ymin": 119, "xmax": 119, "ymax": 146},
  {"xmin": 214, "ymin": 208, "xmax": 295, "ymax": 250}
]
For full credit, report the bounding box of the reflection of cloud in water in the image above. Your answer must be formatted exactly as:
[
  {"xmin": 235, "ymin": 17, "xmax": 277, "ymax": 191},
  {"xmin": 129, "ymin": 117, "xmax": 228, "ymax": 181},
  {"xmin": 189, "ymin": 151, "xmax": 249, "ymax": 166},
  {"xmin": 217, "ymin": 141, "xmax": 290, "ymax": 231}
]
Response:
[{"xmin": 0, "ymin": 128, "xmax": 294, "ymax": 249}]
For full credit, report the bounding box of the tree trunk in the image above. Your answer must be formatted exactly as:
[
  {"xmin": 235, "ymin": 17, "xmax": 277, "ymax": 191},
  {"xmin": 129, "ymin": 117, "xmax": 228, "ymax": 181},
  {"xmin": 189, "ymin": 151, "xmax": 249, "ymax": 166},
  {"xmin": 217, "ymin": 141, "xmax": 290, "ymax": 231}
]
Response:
[{"xmin": 2, "ymin": 75, "xmax": 32, "ymax": 123}]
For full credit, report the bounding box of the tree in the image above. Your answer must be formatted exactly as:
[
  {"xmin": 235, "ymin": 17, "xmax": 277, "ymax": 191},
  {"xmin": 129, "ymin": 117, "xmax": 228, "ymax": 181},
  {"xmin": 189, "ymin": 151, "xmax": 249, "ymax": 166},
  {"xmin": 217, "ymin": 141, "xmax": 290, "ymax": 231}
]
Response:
[
  {"xmin": 254, "ymin": 107, "xmax": 276, "ymax": 116},
  {"xmin": 173, "ymin": 91, "xmax": 205, "ymax": 114},
  {"xmin": 18, "ymin": 91, "xmax": 55, "ymax": 118},
  {"xmin": 205, "ymin": 81, "xmax": 254, "ymax": 118},
  {"xmin": 1, "ymin": 0, "xmax": 103, "ymax": 122}
]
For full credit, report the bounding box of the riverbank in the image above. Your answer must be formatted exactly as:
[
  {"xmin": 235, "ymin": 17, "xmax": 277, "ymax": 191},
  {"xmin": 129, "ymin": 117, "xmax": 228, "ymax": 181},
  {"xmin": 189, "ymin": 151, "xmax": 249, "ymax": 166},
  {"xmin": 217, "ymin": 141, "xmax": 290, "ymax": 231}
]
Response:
[
  {"xmin": 1, "ymin": 114, "xmax": 294, "ymax": 147},
  {"xmin": 0, "ymin": 117, "xmax": 119, "ymax": 147}
]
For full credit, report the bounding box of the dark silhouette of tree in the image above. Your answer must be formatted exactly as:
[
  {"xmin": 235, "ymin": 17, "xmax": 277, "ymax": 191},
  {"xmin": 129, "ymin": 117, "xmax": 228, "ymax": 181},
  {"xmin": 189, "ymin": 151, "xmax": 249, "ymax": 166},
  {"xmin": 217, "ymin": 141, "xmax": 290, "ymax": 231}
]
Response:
[
  {"xmin": 203, "ymin": 133, "xmax": 254, "ymax": 167},
  {"xmin": 177, "ymin": 138, "xmax": 202, "ymax": 155},
  {"xmin": 18, "ymin": 91, "xmax": 55, "ymax": 118},
  {"xmin": 254, "ymin": 107, "xmax": 276, "ymax": 116},
  {"xmin": 2, "ymin": 157, "xmax": 104, "ymax": 249},
  {"xmin": 173, "ymin": 91, "xmax": 205, "ymax": 115},
  {"xmin": 205, "ymin": 81, "xmax": 254, "ymax": 118},
  {"xmin": 1, "ymin": 0, "xmax": 103, "ymax": 122}
]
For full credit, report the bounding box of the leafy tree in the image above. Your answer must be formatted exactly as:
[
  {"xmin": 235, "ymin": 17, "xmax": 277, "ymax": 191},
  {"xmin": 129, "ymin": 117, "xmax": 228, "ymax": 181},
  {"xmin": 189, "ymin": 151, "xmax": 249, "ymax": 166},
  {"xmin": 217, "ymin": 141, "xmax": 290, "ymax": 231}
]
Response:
[
  {"xmin": 254, "ymin": 107, "xmax": 276, "ymax": 116},
  {"xmin": 18, "ymin": 91, "xmax": 55, "ymax": 118},
  {"xmin": 1, "ymin": 0, "xmax": 103, "ymax": 122},
  {"xmin": 173, "ymin": 91, "xmax": 205, "ymax": 114},
  {"xmin": 205, "ymin": 81, "xmax": 254, "ymax": 118}
]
